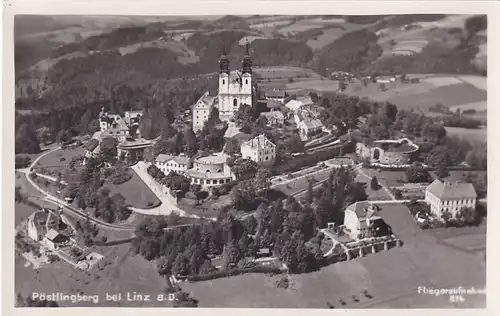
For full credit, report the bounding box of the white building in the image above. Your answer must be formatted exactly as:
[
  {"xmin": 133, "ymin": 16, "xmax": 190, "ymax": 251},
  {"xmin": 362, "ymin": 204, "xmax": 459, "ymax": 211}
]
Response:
[
  {"xmin": 185, "ymin": 153, "xmax": 235, "ymax": 189},
  {"xmin": 192, "ymin": 42, "xmax": 254, "ymax": 132},
  {"xmin": 425, "ymin": 179, "xmax": 477, "ymax": 219},
  {"xmin": 343, "ymin": 201, "xmax": 383, "ymax": 240},
  {"xmin": 298, "ymin": 119, "xmax": 323, "ymax": 141},
  {"xmin": 155, "ymin": 154, "xmax": 193, "ymax": 174},
  {"xmin": 240, "ymin": 134, "xmax": 276, "ymax": 164}
]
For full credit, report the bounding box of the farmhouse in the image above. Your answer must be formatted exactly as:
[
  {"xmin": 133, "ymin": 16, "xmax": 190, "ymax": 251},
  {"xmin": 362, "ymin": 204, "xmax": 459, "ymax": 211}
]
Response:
[
  {"xmin": 240, "ymin": 134, "xmax": 276, "ymax": 164},
  {"xmin": 42, "ymin": 229, "xmax": 69, "ymax": 250},
  {"xmin": 260, "ymin": 111, "xmax": 285, "ymax": 126},
  {"xmin": 155, "ymin": 153, "xmax": 193, "ymax": 174},
  {"xmin": 425, "ymin": 179, "xmax": 477, "ymax": 219},
  {"xmin": 298, "ymin": 119, "xmax": 323, "ymax": 141},
  {"xmin": 343, "ymin": 201, "xmax": 385, "ymax": 240},
  {"xmin": 185, "ymin": 153, "xmax": 235, "ymax": 189},
  {"xmin": 356, "ymin": 138, "xmax": 419, "ymax": 166},
  {"xmin": 27, "ymin": 209, "xmax": 60, "ymax": 242},
  {"xmin": 192, "ymin": 42, "xmax": 255, "ymax": 131}
]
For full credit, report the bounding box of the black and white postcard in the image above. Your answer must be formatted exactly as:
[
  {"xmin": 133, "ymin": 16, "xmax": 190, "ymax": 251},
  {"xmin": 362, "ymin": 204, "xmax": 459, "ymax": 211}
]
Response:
[{"xmin": 2, "ymin": 0, "xmax": 498, "ymax": 314}]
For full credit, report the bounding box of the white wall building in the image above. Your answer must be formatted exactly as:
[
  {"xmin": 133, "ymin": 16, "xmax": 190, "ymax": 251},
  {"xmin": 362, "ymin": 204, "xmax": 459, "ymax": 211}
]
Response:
[
  {"xmin": 425, "ymin": 179, "xmax": 477, "ymax": 219},
  {"xmin": 155, "ymin": 154, "xmax": 193, "ymax": 174},
  {"xmin": 192, "ymin": 42, "xmax": 254, "ymax": 131},
  {"xmin": 240, "ymin": 134, "xmax": 276, "ymax": 164}
]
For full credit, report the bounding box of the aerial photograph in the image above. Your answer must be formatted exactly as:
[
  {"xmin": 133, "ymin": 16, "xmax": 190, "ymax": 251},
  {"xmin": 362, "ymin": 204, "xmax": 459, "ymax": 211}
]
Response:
[{"xmin": 13, "ymin": 14, "xmax": 487, "ymax": 308}]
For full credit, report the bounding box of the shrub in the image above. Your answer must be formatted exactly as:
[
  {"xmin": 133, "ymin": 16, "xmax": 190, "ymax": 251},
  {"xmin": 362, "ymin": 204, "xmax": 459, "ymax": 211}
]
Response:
[
  {"xmin": 110, "ymin": 168, "xmax": 132, "ymax": 185},
  {"xmin": 276, "ymin": 276, "xmax": 290, "ymax": 289}
]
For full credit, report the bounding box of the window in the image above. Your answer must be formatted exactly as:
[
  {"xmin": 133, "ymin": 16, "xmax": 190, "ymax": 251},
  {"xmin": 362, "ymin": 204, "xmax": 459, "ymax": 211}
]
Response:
[
  {"xmin": 233, "ymin": 98, "xmax": 238, "ymax": 107},
  {"xmin": 222, "ymin": 79, "xmax": 225, "ymax": 84},
  {"xmin": 226, "ymin": 178, "xmax": 231, "ymax": 183},
  {"xmin": 206, "ymin": 180, "xmax": 211, "ymax": 185},
  {"xmin": 246, "ymin": 79, "xmax": 248, "ymax": 84},
  {"xmin": 219, "ymin": 179, "xmax": 224, "ymax": 184},
  {"xmin": 217, "ymin": 169, "xmax": 222, "ymax": 173},
  {"xmin": 206, "ymin": 169, "xmax": 211, "ymax": 173}
]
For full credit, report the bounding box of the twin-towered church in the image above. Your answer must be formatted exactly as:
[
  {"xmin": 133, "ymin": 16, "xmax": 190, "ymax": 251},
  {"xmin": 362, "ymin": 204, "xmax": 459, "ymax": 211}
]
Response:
[{"xmin": 192, "ymin": 42, "xmax": 255, "ymax": 132}]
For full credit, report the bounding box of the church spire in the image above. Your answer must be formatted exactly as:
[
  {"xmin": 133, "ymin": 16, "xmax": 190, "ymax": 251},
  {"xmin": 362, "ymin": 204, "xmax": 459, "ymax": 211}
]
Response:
[
  {"xmin": 242, "ymin": 40, "xmax": 252, "ymax": 74},
  {"xmin": 219, "ymin": 44, "xmax": 230, "ymax": 75}
]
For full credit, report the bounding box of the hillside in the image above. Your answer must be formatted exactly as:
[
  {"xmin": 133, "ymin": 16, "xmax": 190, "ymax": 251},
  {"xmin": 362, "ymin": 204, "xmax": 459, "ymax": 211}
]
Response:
[{"xmin": 15, "ymin": 14, "xmax": 487, "ymax": 115}]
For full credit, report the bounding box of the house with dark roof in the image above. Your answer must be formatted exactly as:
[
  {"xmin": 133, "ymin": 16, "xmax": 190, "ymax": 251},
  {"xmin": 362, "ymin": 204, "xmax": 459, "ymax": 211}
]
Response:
[
  {"xmin": 425, "ymin": 179, "xmax": 477, "ymax": 218},
  {"xmin": 343, "ymin": 201, "xmax": 384, "ymax": 239}
]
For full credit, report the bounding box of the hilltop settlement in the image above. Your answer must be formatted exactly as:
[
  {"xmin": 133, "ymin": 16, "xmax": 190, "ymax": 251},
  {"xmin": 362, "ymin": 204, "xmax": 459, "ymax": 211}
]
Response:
[{"xmin": 14, "ymin": 14, "xmax": 487, "ymax": 308}]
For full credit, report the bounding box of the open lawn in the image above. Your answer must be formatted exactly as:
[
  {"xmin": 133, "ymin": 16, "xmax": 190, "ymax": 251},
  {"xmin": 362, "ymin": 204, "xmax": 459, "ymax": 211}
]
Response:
[
  {"xmin": 106, "ymin": 171, "xmax": 161, "ymax": 209},
  {"xmin": 177, "ymin": 195, "xmax": 231, "ymax": 218},
  {"xmin": 254, "ymin": 66, "xmax": 322, "ymax": 80},
  {"xmin": 273, "ymin": 168, "xmax": 332, "ymax": 196},
  {"xmin": 34, "ymin": 146, "xmax": 86, "ymax": 173},
  {"xmin": 15, "ymin": 242, "xmax": 169, "ymax": 307},
  {"xmin": 183, "ymin": 204, "xmax": 486, "ymax": 308},
  {"xmin": 444, "ymin": 127, "xmax": 487, "ymax": 144},
  {"xmin": 355, "ymin": 173, "xmax": 393, "ymax": 201},
  {"xmin": 362, "ymin": 169, "xmax": 407, "ymax": 187}
]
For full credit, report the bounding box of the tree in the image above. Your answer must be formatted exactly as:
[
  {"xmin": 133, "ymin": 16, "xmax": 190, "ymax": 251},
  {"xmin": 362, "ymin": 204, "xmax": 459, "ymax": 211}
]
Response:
[
  {"xmin": 436, "ymin": 164, "xmax": 450, "ymax": 179},
  {"xmin": 405, "ymin": 162, "xmax": 431, "ymax": 183},
  {"xmin": 223, "ymin": 138, "xmax": 240, "ymax": 156},
  {"xmin": 234, "ymin": 103, "xmax": 255, "ymax": 128},
  {"xmin": 305, "ymin": 180, "xmax": 314, "ymax": 203},
  {"xmin": 15, "ymin": 186, "xmax": 25, "ymax": 203},
  {"xmin": 173, "ymin": 291, "xmax": 198, "ymax": 308},
  {"xmin": 222, "ymin": 241, "xmax": 241, "ymax": 269},
  {"xmin": 15, "ymin": 122, "xmax": 41, "ymax": 154},
  {"xmin": 370, "ymin": 176, "xmax": 380, "ymax": 190},
  {"xmin": 456, "ymin": 206, "xmax": 478, "ymax": 226},
  {"xmin": 183, "ymin": 128, "xmax": 198, "ymax": 156},
  {"xmin": 441, "ymin": 209, "xmax": 452, "ymax": 228}
]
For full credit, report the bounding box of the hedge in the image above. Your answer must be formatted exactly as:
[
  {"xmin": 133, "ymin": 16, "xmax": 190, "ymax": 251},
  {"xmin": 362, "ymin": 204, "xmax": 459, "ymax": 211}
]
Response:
[{"xmin": 186, "ymin": 266, "xmax": 282, "ymax": 282}]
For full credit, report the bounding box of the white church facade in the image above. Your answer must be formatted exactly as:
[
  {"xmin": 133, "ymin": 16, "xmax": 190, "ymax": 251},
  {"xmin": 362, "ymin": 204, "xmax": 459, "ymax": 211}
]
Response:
[{"xmin": 192, "ymin": 42, "xmax": 254, "ymax": 132}]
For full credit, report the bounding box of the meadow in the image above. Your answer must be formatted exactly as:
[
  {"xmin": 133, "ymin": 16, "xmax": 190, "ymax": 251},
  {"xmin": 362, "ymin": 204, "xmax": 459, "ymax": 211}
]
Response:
[{"xmin": 183, "ymin": 204, "xmax": 486, "ymax": 308}]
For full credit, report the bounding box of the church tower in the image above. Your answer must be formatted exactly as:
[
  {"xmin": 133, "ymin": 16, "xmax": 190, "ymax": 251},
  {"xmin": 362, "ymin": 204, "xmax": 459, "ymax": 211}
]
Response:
[{"xmin": 217, "ymin": 42, "xmax": 253, "ymax": 121}]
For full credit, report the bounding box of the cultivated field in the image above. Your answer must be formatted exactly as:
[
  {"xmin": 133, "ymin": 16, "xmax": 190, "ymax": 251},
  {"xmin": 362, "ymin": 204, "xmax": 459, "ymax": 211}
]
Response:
[
  {"xmin": 344, "ymin": 76, "xmax": 487, "ymax": 112},
  {"xmin": 444, "ymin": 127, "xmax": 487, "ymax": 143},
  {"xmin": 15, "ymin": 242, "xmax": 169, "ymax": 307}
]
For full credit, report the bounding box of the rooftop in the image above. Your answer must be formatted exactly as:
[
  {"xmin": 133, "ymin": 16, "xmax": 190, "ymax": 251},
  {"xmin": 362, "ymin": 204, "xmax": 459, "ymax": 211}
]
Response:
[
  {"xmin": 241, "ymin": 134, "xmax": 275, "ymax": 150},
  {"xmin": 426, "ymin": 179, "xmax": 477, "ymax": 200},
  {"xmin": 196, "ymin": 152, "xmax": 230, "ymax": 165},
  {"xmin": 193, "ymin": 91, "xmax": 216, "ymax": 109},
  {"xmin": 261, "ymin": 111, "xmax": 284, "ymax": 120},
  {"xmin": 156, "ymin": 154, "xmax": 191, "ymax": 165},
  {"xmin": 346, "ymin": 201, "xmax": 380, "ymax": 219},
  {"xmin": 118, "ymin": 137, "xmax": 152, "ymax": 149},
  {"xmin": 301, "ymin": 118, "xmax": 323, "ymax": 130},
  {"xmin": 285, "ymin": 99, "xmax": 304, "ymax": 112}
]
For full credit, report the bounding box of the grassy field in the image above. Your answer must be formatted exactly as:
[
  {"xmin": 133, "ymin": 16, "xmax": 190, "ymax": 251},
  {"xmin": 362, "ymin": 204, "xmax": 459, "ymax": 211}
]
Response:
[
  {"xmin": 444, "ymin": 127, "xmax": 487, "ymax": 143},
  {"xmin": 362, "ymin": 169, "xmax": 407, "ymax": 187},
  {"xmin": 183, "ymin": 205, "xmax": 485, "ymax": 308},
  {"xmin": 355, "ymin": 173, "xmax": 393, "ymax": 201},
  {"xmin": 15, "ymin": 242, "xmax": 169, "ymax": 307},
  {"xmin": 106, "ymin": 171, "xmax": 161, "ymax": 209},
  {"xmin": 344, "ymin": 75, "xmax": 486, "ymax": 112},
  {"xmin": 34, "ymin": 146, "xmax": 86, "ymax": 173}
]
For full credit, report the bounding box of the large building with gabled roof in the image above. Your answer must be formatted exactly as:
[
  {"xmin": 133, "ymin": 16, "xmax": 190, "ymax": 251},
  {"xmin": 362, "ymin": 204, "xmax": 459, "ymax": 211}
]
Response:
[
  {"xmin": 425, "ymin": 179, "xmax": 477, "ymax": 218},
  {"xmin": 240, "ymin": 134, "xmax": 276, "ymax": 164}
]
